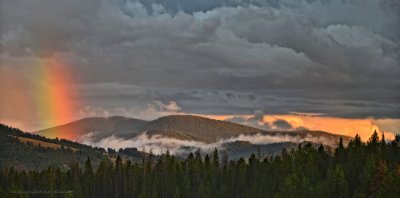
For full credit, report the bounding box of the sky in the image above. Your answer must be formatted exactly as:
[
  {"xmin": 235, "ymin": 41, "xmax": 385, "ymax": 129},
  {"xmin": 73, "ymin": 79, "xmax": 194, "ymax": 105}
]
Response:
[{"xmin": 0, "ymin": 0, "xmax": 399, "ymax": 140}]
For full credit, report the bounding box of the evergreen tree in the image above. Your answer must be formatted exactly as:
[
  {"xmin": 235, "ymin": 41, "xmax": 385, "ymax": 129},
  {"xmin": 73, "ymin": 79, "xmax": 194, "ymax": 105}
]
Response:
[
  {"xmin": 368, "ymin": 130, "xmax": 380, "ymax": 145},
  {"xmin": 324, "ymin": 165, "xmax": 349, "ymax": 198},
  {"xmin": 83, "ymin": 157, "xmax": 94, "ymax": 197},
  {"xmin": 212, "ymin": 148, "xmax": 219, "ymax": 168},
  {"xmin": 173, "ymin": 186, "xmax": 181, "ymax": 198},
  {"xmin": 1, "ymin": 132, "xmax": 400, "ymax": 198}
]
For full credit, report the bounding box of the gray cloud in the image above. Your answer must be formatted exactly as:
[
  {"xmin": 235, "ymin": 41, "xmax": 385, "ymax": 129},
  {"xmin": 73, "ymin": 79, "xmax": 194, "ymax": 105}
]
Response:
[
  {"xmin": 80, "ymin": 131, "xmax": 341, "ymax": 155},
  {"xmin": 272, "ymin": 119, "xmax": 292, "ymax": 130},
  {"xmin": 1, "ymin": 0, "xmax": 399, "ymax": 129}
]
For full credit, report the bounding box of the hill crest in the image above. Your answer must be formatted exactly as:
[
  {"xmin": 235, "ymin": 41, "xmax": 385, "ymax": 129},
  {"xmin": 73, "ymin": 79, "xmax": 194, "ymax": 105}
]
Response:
[{"xmin": 35, "ymin": 115, "xmax": 350, "ymax": 144}]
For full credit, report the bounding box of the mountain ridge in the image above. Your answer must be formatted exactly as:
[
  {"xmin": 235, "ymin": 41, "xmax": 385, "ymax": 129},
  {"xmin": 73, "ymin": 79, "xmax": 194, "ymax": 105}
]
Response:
[{"xmin": 36, "ymin": 114, "xmax": 351, "ymax": 144}]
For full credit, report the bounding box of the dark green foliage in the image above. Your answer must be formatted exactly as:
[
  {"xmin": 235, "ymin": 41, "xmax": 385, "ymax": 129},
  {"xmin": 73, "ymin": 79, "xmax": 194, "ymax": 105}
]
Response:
[
  {"xmin": 0, "ymin": 124, "xmax": 108, "ymax": 171},
  {"xmin": 1, "ymin": 125, "xmax": 400, "ymax": 197},
  {"xmin": 0, "ymin": 124, "xmax": 143, "ymax": 171}
]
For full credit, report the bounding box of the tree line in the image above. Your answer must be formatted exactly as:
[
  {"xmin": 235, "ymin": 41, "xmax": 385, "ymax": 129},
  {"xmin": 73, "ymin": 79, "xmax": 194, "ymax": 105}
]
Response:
[
  {"xmin": 1, "ymin": 131, "xmax": 400, "ymax": 198},
  {"xmin": 0, "ymin": 124, "xmax": 145, "ymax": 171}
]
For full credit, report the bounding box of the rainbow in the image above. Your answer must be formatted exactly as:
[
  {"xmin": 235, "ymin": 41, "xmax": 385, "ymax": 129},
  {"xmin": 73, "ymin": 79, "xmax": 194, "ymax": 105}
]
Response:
[{"xmin": 34, "ymin": 57, "xmax": 78, "ymax": 140}]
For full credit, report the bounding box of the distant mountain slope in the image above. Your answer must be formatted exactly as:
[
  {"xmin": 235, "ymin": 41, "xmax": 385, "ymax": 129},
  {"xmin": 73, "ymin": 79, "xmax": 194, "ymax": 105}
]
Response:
[
  {"xmin": 222, "ymin": 141, "xmax": 299, "ymax": 160},
  {"xmin": 36, "ymin": 116, "xmax": 148, "ymax": 141},
  {"xmin": 36, "ymin": 115, "xmax": 266, "ymax": 142},
  {"xmin": 36, "ymin": 115, "xmax": 350, "ymax": 145},
  {"xmin": 145, "ymin": 115, "xmax": 265, "ymax": 143}
]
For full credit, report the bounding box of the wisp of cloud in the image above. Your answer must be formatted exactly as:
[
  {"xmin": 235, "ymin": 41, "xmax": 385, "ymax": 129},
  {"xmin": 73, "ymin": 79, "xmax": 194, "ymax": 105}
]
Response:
[{"xmin": 79, "ymin": 132, "xmax": 341, "ymax": 155}]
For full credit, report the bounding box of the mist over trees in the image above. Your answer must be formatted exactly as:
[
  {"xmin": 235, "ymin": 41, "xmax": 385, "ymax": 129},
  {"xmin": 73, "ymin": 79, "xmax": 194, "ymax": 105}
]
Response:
[{"xmin": 1, "ymin": 131, "xmax": 399, "ymax": 198}]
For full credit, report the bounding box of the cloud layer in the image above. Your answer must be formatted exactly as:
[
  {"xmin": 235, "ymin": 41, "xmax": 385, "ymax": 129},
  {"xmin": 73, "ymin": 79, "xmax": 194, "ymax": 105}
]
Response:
[
  {"xmin": 0, "ymin": 0, "xmax": 399, "ymax": 130},
  {"xmin": 80, "ymin": 132, "xmax": 342, "ymax": 155}
]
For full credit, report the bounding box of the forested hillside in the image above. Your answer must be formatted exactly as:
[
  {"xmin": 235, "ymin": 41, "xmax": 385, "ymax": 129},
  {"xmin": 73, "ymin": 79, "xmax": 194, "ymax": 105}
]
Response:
[
  {"xmin": 0, "ymin": 124, "xmax": 143, "ymax": 171},
  {"xmin": 145, "ymin": 115, "xmax": 265, "ymax": 143},
  {"xmin": 2, "ymin": 132, "xmax": 399, "ymax": 198},
  {"xmin": 36, "ymin": 115, "xmax": 351, "ymax": 145}
]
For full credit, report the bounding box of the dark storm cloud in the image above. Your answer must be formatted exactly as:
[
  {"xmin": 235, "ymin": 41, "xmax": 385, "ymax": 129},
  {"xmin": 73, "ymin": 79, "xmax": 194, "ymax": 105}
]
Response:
[
  {"xmin": 1, "ymin": 0, "xmax": 399, "ymax": 121},
  {"xmin": 272, "ymin": 119, "xmax": 292, "ymax": 130}
]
